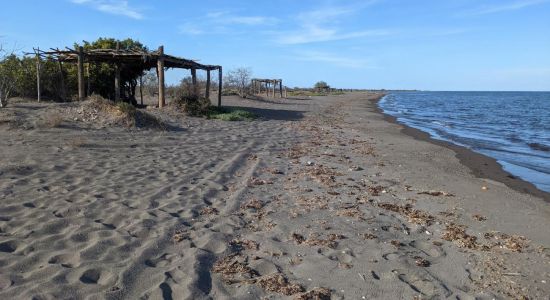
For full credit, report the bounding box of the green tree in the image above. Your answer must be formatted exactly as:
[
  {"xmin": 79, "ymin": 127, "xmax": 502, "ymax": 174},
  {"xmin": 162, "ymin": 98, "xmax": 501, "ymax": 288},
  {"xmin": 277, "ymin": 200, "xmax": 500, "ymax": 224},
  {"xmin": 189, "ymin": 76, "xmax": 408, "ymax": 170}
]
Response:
[
  {"xmin": 80, "ymin": 37, "xmax": 148, "ymax": 104},
  {"xmin": 314, "ymin": 81, "xmax": 330, "ymax": 91}
]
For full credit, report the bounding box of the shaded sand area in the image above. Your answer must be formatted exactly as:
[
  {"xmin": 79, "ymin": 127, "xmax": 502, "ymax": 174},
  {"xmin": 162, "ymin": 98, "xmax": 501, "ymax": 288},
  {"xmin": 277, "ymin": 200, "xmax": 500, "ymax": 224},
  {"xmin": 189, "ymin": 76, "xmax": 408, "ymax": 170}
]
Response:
[{"xmin": 1, "ymin": 93, "xmax": 550, "ymax": 299}]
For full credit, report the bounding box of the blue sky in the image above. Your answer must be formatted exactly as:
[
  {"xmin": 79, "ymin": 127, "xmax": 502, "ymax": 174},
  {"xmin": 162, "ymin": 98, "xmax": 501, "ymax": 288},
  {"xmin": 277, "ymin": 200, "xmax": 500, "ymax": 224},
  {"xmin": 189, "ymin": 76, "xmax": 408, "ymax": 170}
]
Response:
[{"xmin": 1, "ymin": 0, "xmax": 549, "ymax": 90}]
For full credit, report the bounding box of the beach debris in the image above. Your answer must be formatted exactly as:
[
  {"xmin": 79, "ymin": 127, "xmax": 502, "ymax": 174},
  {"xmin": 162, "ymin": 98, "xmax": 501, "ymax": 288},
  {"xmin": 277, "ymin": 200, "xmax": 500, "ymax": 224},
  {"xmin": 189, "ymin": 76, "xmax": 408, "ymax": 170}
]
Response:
[
  {"xmin": 441, "ymin": 224, "xmax": 478, "ymax": 249},
  {"xmin": 291, "ymin": 233, "xmax": 306, "ymax": 244},
  {"xmin": 241, "ymin": 198, "xmax": 264, "ymax": 210},
  {"xmin": 481, "ymin": 186, "xmax": 489, "ymax": 191},
  {"xmin": 173, "ymin": 228, "xmax": 189, "ymax": 243},
  {"xmin": 306, "ymin": 161, "xmax": 315, "ymax": 166},
  {"xmin": 377, "ymin": 203, "xmax": 435, "ymax": 226},
  {"xmin": 200, "ymin": 206, "xmax": 219, "ymax": 215},
  {"xmin": 472, "ymin": 214, "xmax": 487, "ymax": 221},
  {"xmin": 248, "ymin": 177, "xmax": 273, "ymax": 186},
  {"xmin": 484, "ymin": 231, "xmax": 529, "ymax": 252},
  {"xmin": 368, "ymin": 185, "xmax": 385, "ymax": 196},
  {"xmin": 255, "ymin": 273, "xmax": 304, "ymax": 296},
  {"xmin": 294, "ymin": 287, "xmax": 331, "ymax": 300},
  {"xmin": 212, "ymin": 254, "xmax": 259, "ymax": 283},
  {"xmin": 338, "ymin": 262, "xmax": 353, "ymax": 269},
  {"xmin": 418, "ymin": 190, "xmax": 454, "ymax": 197},
  {"xmin": 390, "ymin": 240, "xmax": 404, "ymax": 248},
  {"xmin": 305, "ymin": 165, "xmax": 341, "ymax": 186},
  {"xmin": 349, "ymin": 165, "xmax": 363, "ymax": 171},
  {"xmin": 361, "ymin": 233, "xmax": 378, "ymax": 240},
  {"xmin": 230, "ymin": 239, "xmax": 260, "ymax": 251},
  {"xmin": 414, "ymin": 256, "xmax": 431, "ymax": 267},
  {"xmin": 265, "ymin": 167, "xmax": 284, "ymax": 175},
  {"xmin": 292, "ymin": 233, "xmax": 339, "ymax": 249},
  {"xmin": 336, "ymin": 205, "xmax": 364, "ymax": 218}
]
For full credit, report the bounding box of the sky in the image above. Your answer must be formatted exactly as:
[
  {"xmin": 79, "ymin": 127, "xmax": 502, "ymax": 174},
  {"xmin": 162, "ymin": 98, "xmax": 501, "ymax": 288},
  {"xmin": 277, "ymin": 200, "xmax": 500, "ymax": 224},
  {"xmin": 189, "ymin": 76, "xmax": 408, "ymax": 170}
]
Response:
[{"xmin": 1, "ymin": 0, "xmax": 549, "ymax": 91}]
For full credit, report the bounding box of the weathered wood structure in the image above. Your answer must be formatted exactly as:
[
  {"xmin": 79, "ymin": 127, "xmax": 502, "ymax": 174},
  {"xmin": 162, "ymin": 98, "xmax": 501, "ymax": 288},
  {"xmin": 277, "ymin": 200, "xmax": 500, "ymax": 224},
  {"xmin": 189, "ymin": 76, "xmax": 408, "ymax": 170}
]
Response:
[
  {"xmin": 250, "ymin": 78, "xmax": 286, "ymax": 98},
  {"xmin": 34, "ymin": 45, "xmax": 223, "ymax": 107}
]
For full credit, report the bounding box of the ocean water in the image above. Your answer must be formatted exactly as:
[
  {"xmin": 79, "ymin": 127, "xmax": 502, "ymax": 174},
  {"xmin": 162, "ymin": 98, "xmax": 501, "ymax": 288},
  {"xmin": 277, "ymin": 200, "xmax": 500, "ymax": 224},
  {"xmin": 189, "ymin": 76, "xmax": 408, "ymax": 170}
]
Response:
[{"xmin": 379, "ymin": 91, "xmax": 550, "ymax": 193}]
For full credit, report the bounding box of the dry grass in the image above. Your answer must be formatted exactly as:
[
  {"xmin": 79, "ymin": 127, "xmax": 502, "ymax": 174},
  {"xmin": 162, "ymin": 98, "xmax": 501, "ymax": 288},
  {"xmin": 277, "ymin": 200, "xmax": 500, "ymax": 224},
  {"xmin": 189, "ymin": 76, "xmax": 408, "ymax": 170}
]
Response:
[
  {"xmin": 378, "ymin": 202, "xmax": 435, "ymax": 226},
  {"xmin": 42, "ymin": 112, "xmax": 63, "ymax": 128},
  {"xmin": 241, "ymin": 198, "xmax": 264, "ymax": 210},
  {"xmin": 294, "ymin": 287, "xmax": 331, "ymax": 300},
  {"xmin": 441, "ymin": 223, "xmax": 479, "ymax": 249},
  {"xmin": 212, "ymin": 254, "xmax": 259, "ymax": 283},
  {"xmin": 255, "ymin": 273, "xmax": 304, "ymax": 296},
  {"xmin": 67, "ymin": 136, "xmax": 87, "ymax": 148},
  {"xmin": 230, "ymin": 239, "xmax": 259, "ymax": 251},
  {"xmin": 200, "ymin": 206, "xmax": 219, "ymax": 216}
]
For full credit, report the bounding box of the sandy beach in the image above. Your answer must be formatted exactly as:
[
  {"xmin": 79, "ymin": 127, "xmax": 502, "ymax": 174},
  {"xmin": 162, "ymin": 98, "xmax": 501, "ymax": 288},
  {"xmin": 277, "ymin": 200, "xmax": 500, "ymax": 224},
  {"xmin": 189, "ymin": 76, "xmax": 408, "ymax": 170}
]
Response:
[{"xmin": 1, "ymin": 92, "xmax": 550, "ymax": 299}]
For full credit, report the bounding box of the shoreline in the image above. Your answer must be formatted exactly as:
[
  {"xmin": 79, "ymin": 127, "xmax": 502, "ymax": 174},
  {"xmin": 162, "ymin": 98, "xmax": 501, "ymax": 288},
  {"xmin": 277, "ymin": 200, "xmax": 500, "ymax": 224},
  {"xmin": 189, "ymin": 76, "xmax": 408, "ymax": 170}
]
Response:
[{"xmin": 370, "ymin": 94, "xmax": 550, "ymax": 202}]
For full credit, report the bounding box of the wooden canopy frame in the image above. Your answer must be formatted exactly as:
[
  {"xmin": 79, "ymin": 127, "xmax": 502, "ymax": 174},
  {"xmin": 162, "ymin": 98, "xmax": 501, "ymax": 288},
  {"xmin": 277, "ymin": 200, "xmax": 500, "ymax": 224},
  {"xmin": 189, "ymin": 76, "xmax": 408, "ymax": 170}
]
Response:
[
  {"xmin": 251, "ymin": 78, "xmax": 286, "ymax": 98},
  {"xmin": 35, "ymin": 44, "xmax": 223, "ymax": 107}
]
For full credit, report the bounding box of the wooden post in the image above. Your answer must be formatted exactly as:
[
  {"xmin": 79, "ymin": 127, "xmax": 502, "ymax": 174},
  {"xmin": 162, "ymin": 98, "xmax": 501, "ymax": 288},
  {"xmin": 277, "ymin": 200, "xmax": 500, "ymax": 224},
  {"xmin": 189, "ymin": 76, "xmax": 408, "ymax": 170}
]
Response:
[
  {"xmin": 217, "ymin": 66, "xmax": 222, "ymax": 107},
  {"xmin": 265, "ymin": 82, "xmax": 269, "ymax": 97},
  {"xmin": 157, "ymin": 45, "xmax": 165, "ymax": 108},
  {"xmin": 279, "ymin": 80, "xmax": 283, "ymax": 98},
  {"xmin": 58, "ymin": 61, "xmax": 66, "ymax": 101},
  {"xmin": 35, "ymin": 48, "xmax": 41, "ymax": 102},
  {"xmin": 77, "ymin": 46, "xmax": 85, "ymax": 100},
  {"xmin": 206, "ymin": 69, "xmax": 211, "ymax": 99},
  {"xmin": 139, "ymin": 75, "xmax": 143, "ymax": 106},
  {"xmin": 191, "ymin": 68, "xmax": 197, "ymax": 96},
  {"xmin": 284, "ymin": 86, "xmax": 287, "ymax": 98},
  {"xmin": 272, "ymin": 81, "xmax": 275, "ymax": 98},
  {"xmin": 114, "ymin": 42, "xmax": 121, "ymax": 101}
]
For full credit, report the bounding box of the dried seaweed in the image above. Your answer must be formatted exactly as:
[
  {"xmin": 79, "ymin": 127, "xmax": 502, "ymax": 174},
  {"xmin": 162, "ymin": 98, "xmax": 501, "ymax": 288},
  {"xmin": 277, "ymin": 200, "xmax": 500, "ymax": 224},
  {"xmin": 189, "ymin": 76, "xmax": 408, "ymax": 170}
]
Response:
[{"xmin": 255, "ymin": 273, "xmax": 304, "ymax": 296}]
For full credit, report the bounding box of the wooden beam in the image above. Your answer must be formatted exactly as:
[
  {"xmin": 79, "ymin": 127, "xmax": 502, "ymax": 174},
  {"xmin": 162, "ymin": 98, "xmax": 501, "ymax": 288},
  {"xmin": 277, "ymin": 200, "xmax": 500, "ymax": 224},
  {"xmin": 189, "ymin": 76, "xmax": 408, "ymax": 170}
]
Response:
[
  {"xmin": 157, "ymin": 45, "xmax": 165, "ymax": 108},
  {"xmin": 77, "ymin": 46, "xmax": 85, "ymax": 100},
  {"xmin": 206, "ymin": 70, "xmax": 211, "ymax": 99},
  {"xmin": 279, "ymin": 80, "xmax": 283, "ymax": 98},
  {"xmin": 217, "ymin": 66, "xmax": 222, "ymax": 107},
  {"xmin": 191, "ymin": 68, "xmax": 197, "ymax": 96}
]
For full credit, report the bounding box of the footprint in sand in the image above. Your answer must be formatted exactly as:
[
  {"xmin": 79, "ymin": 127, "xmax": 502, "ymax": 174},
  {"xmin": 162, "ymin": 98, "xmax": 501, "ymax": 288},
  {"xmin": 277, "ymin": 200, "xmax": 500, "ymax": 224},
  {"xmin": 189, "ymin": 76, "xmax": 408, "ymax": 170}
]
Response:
[
  {"xmin": 79, "ymin": 268, "xmax": 116, "ymax": 285},
  {"xmin": 48, "ymin": 253, "xmax": 81, "ymax": 268},
  {"xmin": 392, "ymin": 269, "xmax": 450, "ymax": 298},
  {"xmin": 145, "ymin": 253, "xmax": 180, "ymax": 268},
  {"xmin": 409, "ymin": 241, "xmax": 445, "ymax": 258},
  {"xmin": 0, "ymin": 240, "xmax": 22, "ymax": 253}
]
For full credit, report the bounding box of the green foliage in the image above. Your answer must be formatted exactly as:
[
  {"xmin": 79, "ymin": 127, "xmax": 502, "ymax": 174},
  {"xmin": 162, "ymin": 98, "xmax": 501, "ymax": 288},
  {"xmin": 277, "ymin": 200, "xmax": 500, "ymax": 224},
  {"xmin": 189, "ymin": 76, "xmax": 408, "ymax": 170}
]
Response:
[
  {"xmin": 116, "ymin": 101, "xmax": 136, "ymax": 115},
  {"xmin": 314, "ymin": 81, "xmax": 330, "ymax": 90},
  {"xmin": 172, "ymin": 95, "xmax": 212, "ymax": 116},
  {"xmin": 80, "ymin": 38, "xmax": 148, "ymax": 103},
  {"xmin": 207, "ymin": 107, "xmax": 257, "ymax": 121}
]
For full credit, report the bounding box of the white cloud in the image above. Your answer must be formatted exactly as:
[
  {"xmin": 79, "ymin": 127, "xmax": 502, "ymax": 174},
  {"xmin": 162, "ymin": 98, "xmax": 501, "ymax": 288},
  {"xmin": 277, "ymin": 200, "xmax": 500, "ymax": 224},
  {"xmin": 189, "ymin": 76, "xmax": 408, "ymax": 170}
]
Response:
[
  {"xmin": 463, "ymin": 0, "xmax": 548, "ymax": 16},
  {"xmin": 273, "ymin": 2, "xmax": 389, "ymax": 45},
  {"xmin": 179, "ymin": 11, "xmax": 278, "ymax": 36},
  {"xmin": 70, "ymin": 0, "xmax": 143, "ymax": 20},
  {"xmin": 294, "ymin": 50, "xmax": 375, "ymax": 69}
]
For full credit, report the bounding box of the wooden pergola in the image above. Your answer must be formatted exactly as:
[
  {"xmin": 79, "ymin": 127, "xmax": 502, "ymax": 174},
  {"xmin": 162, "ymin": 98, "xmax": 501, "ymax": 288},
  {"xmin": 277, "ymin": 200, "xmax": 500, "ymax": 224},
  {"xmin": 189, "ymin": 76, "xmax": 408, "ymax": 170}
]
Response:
[
  {"xmin": 35, "ymin": 45, "xmax": 223, "ymax": 107},
  {"xmin": 250, "ymin": 78, "xmax": 286, "ymax": 98}
]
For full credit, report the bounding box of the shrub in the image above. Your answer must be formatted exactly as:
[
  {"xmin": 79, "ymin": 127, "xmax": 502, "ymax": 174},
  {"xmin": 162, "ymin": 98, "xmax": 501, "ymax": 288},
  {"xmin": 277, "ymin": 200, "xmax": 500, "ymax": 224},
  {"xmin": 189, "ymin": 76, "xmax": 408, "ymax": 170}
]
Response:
[
  {"xmin": 172, "ymin": 95, "xmax": 211, "ymax": 116},
  {"xmin": 208, "ymin": 107, "xmax": 256, "ymax": 121}
]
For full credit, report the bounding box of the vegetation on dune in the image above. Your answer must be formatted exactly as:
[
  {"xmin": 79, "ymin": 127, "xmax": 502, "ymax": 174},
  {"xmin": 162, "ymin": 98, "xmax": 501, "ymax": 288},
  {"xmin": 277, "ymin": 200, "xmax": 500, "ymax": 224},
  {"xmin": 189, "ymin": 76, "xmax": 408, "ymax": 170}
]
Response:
[
  {"xmin": 207, "ymin": 107, "xmax": 257, "ymax": 121},
  {"xmin": 0, "ymin": 38, "xmax": 148, "ymax": 106}
]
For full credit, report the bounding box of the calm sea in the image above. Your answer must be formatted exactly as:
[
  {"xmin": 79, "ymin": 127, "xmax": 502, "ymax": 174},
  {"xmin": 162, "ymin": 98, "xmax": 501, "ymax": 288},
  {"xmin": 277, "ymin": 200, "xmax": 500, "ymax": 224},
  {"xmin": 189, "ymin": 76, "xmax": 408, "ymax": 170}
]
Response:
[{"xmin": 379, "ymin": 91, "xmax": 550, "ymax": 193}]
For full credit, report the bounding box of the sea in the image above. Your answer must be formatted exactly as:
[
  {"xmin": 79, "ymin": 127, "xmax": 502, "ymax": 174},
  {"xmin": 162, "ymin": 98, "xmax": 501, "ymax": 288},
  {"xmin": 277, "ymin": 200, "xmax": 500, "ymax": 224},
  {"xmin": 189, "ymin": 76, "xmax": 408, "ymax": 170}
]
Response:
[{"xmin": 378, "ymin": 91, "xmax": 550, "ymax": 193}]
